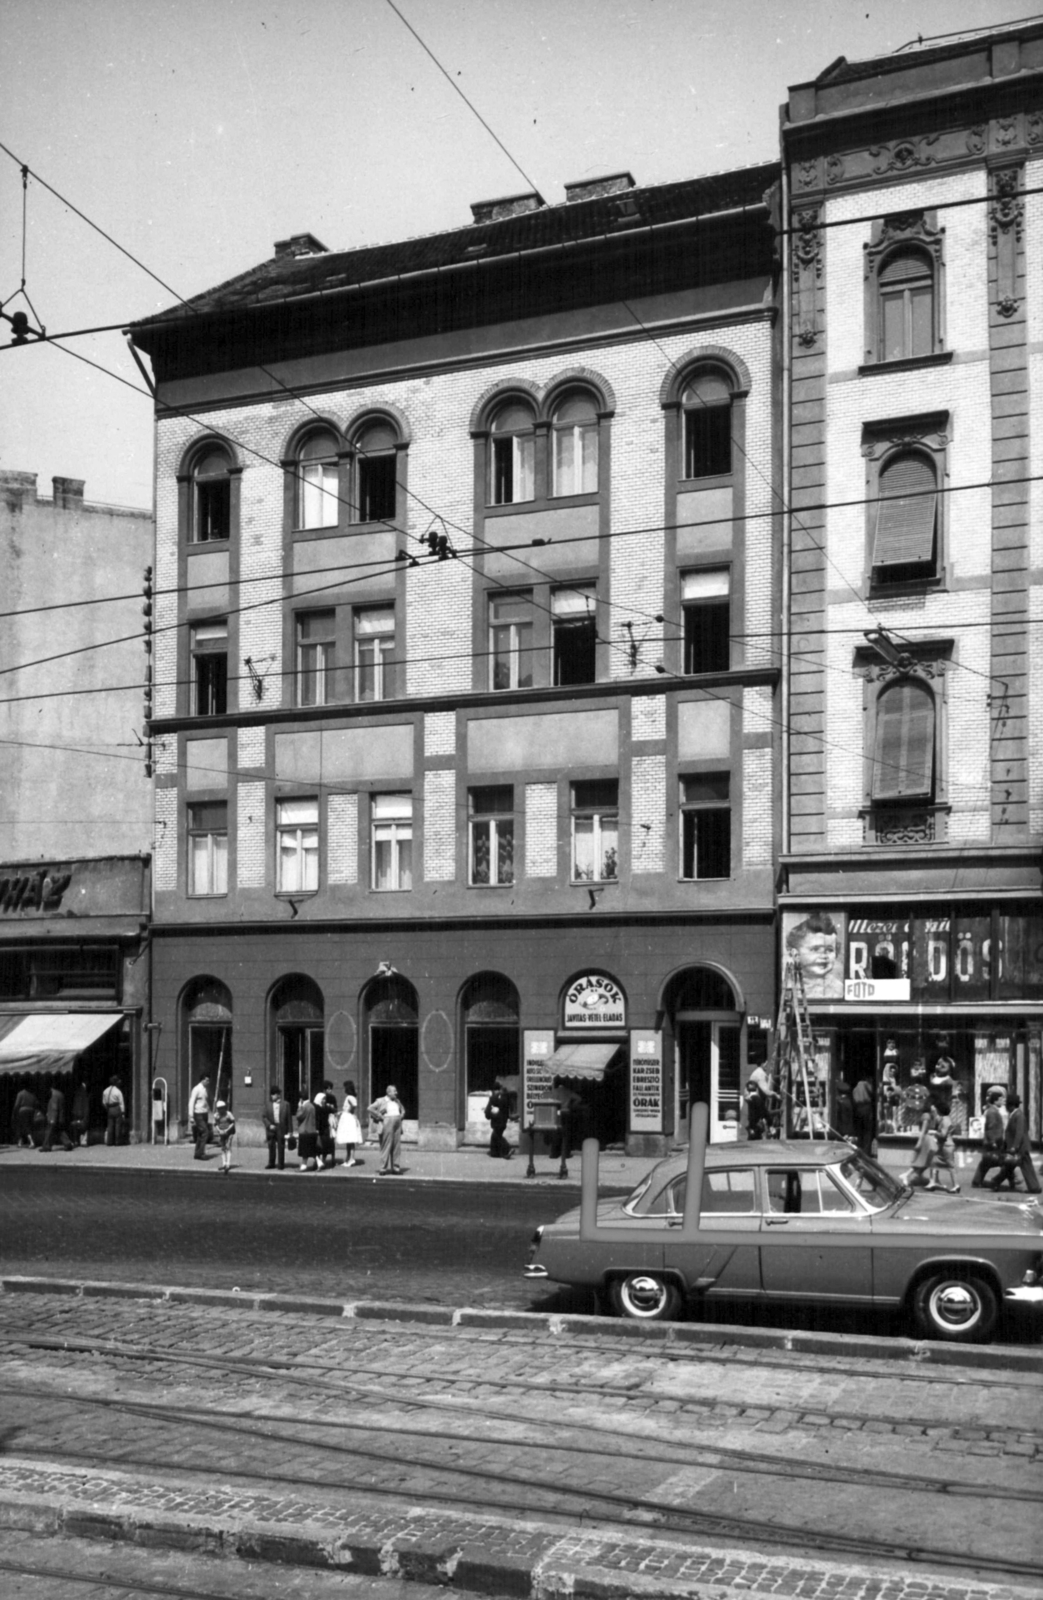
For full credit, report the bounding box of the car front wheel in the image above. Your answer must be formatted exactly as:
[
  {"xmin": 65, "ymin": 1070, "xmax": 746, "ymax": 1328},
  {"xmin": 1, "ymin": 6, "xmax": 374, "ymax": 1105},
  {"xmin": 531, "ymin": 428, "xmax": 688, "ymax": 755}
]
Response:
[
  {"xmin": 608, "ymin": 1272, "xmax": 684, "ymax": 1322},
  {"xmin": 912, "ymin": 1271, "xmax": 998, "ymax": 1343}
]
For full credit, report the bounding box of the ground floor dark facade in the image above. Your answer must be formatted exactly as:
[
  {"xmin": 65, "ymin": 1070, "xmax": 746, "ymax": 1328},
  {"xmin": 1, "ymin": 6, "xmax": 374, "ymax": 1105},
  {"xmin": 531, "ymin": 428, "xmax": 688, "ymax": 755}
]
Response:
[{"xmin": 149, "ymin": 912, "xmax": 775, "ymax": 1156}]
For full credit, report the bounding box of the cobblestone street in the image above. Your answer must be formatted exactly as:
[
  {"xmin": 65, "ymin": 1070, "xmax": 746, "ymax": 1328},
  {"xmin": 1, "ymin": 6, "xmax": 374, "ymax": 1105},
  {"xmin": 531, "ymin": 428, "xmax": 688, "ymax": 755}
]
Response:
[{"xmin": 0, "ymin": 1279, "xmax": 1040, "ymax": 1599}]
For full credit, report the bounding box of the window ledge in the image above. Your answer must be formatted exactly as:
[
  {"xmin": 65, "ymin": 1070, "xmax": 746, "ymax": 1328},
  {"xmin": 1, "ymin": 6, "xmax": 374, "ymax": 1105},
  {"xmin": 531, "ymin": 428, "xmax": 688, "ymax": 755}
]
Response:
[
  {"xmin": 858, "ymin": 351, "xmax": 953, "ymax": 378},
  {"xmin": 678, "ymin": 473, "xmax": 733, "ymax": 491},
  {"xmin": 187, "ymin": 538, "xmax": 230, "ymax": 549},
  {"xmin": 869, "ymin": 576, "xmax": 947, "ymax": 600},
  {"xmin": 274, "ymin": 890, "xmax": 319, "ymax": 900}
]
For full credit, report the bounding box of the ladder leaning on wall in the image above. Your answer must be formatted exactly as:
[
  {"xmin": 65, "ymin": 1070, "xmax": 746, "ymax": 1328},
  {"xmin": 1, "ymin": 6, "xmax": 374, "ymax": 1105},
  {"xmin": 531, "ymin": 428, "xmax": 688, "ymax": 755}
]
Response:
[{"xmin": 769, "ymin": 955, "xmax": 823, "ymax": 1139}]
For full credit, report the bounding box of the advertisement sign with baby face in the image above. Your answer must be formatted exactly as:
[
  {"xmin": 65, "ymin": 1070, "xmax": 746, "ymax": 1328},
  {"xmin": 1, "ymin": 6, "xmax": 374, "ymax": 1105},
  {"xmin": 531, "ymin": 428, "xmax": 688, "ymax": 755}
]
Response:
[{"xmin": 782, "ymin": 910, "xmax": 847, "ymax": 999}]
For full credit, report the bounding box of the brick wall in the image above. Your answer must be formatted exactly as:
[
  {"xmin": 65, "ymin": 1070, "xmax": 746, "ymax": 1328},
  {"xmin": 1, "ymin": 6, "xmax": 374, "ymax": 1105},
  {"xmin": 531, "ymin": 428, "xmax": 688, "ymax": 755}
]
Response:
[
  {"xmin": 424, "ymin": 767, "xmax": 456, "ymax": 881},
  {"xmin": 236, "ymin": 781, "xmax": 267, "ymax": 888},
  {"xmin": 525, "ymin": 782, "xmax": 558, "ymax": 877},
  {"xmin": 327, "ymin": 792, "xmax": 358, "ymax": 885}
]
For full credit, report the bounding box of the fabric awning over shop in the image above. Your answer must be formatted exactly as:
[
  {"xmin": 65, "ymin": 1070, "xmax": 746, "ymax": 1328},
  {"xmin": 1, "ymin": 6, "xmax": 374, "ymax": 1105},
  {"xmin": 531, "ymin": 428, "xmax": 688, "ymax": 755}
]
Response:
[
  {"xmin": 546, "ymin": 1042, "xmax": 620, "ymax": 1082},
  {"xmin": 0, "ymin": 1012, "xmax": 123, "ymax": 1076}
]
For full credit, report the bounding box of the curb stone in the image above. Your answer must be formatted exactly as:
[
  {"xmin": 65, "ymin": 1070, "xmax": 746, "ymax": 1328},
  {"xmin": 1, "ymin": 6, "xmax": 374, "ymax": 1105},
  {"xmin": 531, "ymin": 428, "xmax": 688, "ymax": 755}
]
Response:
[
  {"xmin": 0, "ymin": 1461, "xmax": 1038, "ymax": 1600},
  {"xmin": 1, "ymin": 1273, "xmax": 1041, "ymax": 1372}
]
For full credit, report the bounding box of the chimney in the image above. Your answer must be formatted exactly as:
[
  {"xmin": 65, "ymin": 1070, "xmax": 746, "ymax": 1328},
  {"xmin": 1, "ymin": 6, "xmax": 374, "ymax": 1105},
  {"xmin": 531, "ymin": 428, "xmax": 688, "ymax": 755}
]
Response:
[
  {"xmin": 470, "ymin": 191, "xmax": 545, "ymax": 224},
  {"xmin": 52, "ymin": 477, "xmax": 85, "ymax": 509},
  {"xmin": 273, "ymin": 233, "xmax": 329, "ymax": 260},
  {"xmin": 564, "ymin": 172, "xmax": 636, "ymax": 204},
  {"xmin": 0, "ymin": 470, "xmax": 38, "ymax": 507}
]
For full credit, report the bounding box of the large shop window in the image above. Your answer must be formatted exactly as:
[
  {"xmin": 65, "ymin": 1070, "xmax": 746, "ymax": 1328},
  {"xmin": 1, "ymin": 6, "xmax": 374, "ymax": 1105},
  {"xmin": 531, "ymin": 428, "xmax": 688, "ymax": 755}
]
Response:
[
  {"xmin": 571, "ymin": 780, "xmax": 618, "ymax": 883},
  {"xmin": 191, "ymin": 619, "xmax": 228, "ymax": 717},
  {"xmin": 682, "ymin": 569, "xmax": 730, "ymax": 674},
  {"xmin": 296, "ymin": 430, "xmax": 340, "ymax": 531},
  {"xmin": 680, "ymin": 774, "xmax": 731, "ymax": 880},
  {"xmin": 372, "ymin": 793, "xmax": 413, "ymax": 891},
  {"xmin": 188, "ymin": 801, "xmax": 228, "ymax": 896},
  {"xmin": 469, "ymin": 786, "xmax": 514, "ymax": 887},
  {"xmin": 191, "ymin": 448, "xmax": 232, "ymax": 543},
  {"xmin": 552, "ymin": 585, "xmax": 596, "ymax": 685},
  {"xmin": 277, "ymin": 798, "xmax": 319, "ymax": 894}
]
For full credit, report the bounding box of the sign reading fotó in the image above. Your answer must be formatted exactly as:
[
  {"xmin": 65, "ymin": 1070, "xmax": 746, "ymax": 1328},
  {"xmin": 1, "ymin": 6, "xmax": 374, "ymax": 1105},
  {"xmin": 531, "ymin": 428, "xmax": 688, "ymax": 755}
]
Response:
[{"xmin": 563, "ymin": 974, "xmax": 626, "ymax": 1030}]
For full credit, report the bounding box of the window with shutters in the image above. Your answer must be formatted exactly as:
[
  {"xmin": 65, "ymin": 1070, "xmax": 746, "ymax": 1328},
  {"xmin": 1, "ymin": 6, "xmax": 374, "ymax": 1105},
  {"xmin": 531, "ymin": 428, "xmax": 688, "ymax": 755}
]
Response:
[
  {"xmin": 858, "ymin": 648, "xmax": 950, "ymax": 847},
  {"xmin": 864, "ymin": 212, "xmax": 945, "ymax": 368},
  {"xmin": 862, "ymin": 415, "xmax": 948, "ymax": 594}
]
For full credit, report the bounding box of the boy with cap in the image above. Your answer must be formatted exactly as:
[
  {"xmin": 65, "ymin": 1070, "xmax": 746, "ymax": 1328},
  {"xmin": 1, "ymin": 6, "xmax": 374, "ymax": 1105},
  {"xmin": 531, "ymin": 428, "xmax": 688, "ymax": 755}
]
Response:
[{"xmin": 213, "ymin": 1101, "xmax": 236, "ymax": 1174}]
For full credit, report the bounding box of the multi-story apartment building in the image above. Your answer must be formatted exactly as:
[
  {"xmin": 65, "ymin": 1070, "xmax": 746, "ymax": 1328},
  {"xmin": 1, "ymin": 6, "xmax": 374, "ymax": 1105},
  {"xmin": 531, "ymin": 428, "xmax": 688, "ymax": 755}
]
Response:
[
  {"xmin": 130, "ymin": 167, "xmax": 781, "ymax": 1153},
  {"xmin": 780, "ymin": 25, "xmax": 1043, "ymax": 1150},
  {"xmin": 0, "ymin": 471, "xmax": 152, "ymax": 1140}
]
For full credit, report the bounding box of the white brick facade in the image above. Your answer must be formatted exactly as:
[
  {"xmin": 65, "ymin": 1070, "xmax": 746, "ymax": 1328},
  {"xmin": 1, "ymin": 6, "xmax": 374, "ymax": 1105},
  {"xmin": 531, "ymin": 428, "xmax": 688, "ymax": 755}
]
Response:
[
  {"xmin": 153, "ymin": 787, "xmax": 177, "ymax": 891},
  {"xmin": 630, "ymin": 754, "xmax": 666, "ymax": 873},
  {"xmin": 423, "ymin": 768, "xmax": 456, "ymax": 881},
  {"xmin": 327, "ymin": 792, "xmax": 358, "ymax": 885},
  {"xmin": 525, "ymin": 783, "xmax": 558, "ymax": 877},
  {"xmin": 236, "ymin": 781, "xmax": 267, "ymax": 888}
]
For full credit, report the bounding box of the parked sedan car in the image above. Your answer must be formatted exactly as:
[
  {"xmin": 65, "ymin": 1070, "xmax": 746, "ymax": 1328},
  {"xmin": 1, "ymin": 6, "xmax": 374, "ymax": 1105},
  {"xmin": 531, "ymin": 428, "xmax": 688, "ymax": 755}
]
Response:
[{"xmin": 525, "ymin": 1141, "xmax": 1043, "ymax": 1342}]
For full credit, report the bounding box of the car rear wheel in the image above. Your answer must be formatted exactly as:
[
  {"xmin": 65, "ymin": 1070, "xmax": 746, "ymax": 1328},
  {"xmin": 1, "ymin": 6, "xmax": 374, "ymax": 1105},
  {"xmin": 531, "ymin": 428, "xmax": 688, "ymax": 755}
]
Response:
[
  {"xmin": 912, "ymin": 1271, "xmax": 998, "ymax": 1343},
  {"xmin": 608, "ymin": 1272, "xmax": 684, "ymax": 1322}
]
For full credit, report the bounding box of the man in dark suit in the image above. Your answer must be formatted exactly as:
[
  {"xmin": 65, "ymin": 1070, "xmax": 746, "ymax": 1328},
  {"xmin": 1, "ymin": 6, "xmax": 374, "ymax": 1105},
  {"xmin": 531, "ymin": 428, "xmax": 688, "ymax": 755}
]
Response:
[
  {"xmin": 989, "ymin": 1092, "xmax": 1042, "ymax": 1194},
  {"xmin": 263, "ymin": 1085, "xmax": 292, "ymax": 1170},
  {"xmin": 39, "ymin": 1084, "xmax": 74, "ymax": 1152}
]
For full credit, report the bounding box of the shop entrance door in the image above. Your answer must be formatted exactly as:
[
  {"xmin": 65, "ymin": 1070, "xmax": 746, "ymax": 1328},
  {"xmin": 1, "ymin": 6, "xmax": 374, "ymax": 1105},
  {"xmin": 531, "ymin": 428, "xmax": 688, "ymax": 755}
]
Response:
[
  {"xmin": 278, "ymin": 1025, "xmax": 324, "ymax": 1113},
  {"xmin": 675, "ymin": 1018, "xmax": 741, "ymax": 1142},
  {"xmin": 370, "ymin": 1025, "xmax": 418, "ymax": 1121},
  {"xmin": 189, "ymin": 1023, "xmax": 232, "ymax": 1107}
]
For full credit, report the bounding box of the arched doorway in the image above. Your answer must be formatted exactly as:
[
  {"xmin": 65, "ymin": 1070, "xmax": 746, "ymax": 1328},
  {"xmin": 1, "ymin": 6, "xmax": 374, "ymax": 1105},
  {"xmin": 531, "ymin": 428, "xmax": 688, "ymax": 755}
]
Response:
[
  {"xmin": 461, "ymin": 973, "xmax": 519, "ymax": 1133},
  {"xmin": 270, "ymin": 976, "xmax": 324, "ymax": 1113},
  {"xmin": 180, "ymin": 978, "xmax": 233, "ymax": 1116},
  {"xmin": 663, "ymin": 966, "xmax": 742, "ymax": 1143},
  {"xmin": 364, "ymin": 974, "xmax": 418, "ymax": 1122}
]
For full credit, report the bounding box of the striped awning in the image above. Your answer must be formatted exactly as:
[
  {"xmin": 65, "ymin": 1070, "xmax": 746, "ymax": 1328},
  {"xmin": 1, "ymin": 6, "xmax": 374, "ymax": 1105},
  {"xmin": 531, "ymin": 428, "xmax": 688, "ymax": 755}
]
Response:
[
  {"xmin": 0, "ymin": 1012, "xmax": 123, "ymax": 1075},
  {"xmin": 546, "ymin": 1042, "xmax": 621, "ymax": 1082}
]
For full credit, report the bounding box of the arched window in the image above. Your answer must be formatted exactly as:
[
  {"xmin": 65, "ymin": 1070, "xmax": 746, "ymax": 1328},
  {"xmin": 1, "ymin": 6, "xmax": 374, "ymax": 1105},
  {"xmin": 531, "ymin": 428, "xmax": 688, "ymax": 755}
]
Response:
[
  {"xmin": 489, "ymin": 399, "xmax": 536, "ymax": 505},
  {"xmin": 462, "ymin": 973, "xmax": 519, "ymax": 1112},
  {"xmin": 191, "ymin": 448, "xmax": 232, "ymax": 542},
  {"xmin": 872, "ymin": 451, "xmax": 937, "ymax": 585},
  {"xmin": 270, "ymin": 975, "xmax": 324, "ymax": 1111},
  {"xmin": 872, "ymin": 679, "xmax": 935, "ymax": 802},
  {"xmin": 682, "ymin": 371, "xmax": 732, "ymax": 480},
  {"xmin": 551, "ymin": 391, "xmax": 598, "ymax": 496},
  {"xmin": 181, "ymin": 977, "xmax": 233, "ymax": 1110},
  {"xmin": 297, "ymin": 429, "xmax": 340, "ymax": 531},
  {"xmin": 364, "ymin": 972, "xmax": 418, "ymax": 1120},
  {"xmin": 353, "ymin": 419, "xmax": 398, "ymax": 524},
  {"xmin": 878, "ymin": 248, "xmax": 934, "ymax": 363}
]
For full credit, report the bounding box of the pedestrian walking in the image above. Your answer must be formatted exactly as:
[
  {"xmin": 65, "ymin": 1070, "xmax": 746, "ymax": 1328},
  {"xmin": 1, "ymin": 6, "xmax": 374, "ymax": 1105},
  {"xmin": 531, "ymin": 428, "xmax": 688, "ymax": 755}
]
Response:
[
  {"xmin": 188, "ymin": 1074, "xmax": 211, "ymax": 1160},
  {"xmin": 315, "ymin": 1080, "xmax": 338, "ymax": 1168},
  {"xmin": 971, "ymin": 1087, "xmax": 1008, "ymax": 1189},
  {"xmin": 295, "ymin": 1092, "xmax": 319, "ymax": 1171},
  {"xmin": 902, "ymin": 1104, "xmax": 941, "ymax": 1189},
  {"xmin": 833, "ymin": 1076, "xmax": 855, "ymax": 1140},
  {"xmin": 925, "ymin": 1113, "xmax": 960, "ymax": 1193},
  {"xmin": 213, "ymin": 1101, "xmax": 236, "ymax": 1173},
  {"xmin": 484, "ymin": 1082, "xmax": 513, "ymax": 1160},
  {"xmin": 335, "ymin": 1079, "xmax": 363, "ymax": 1167},
  {"xmin": 263, "ymin": 1085, "xmax": 292, "ymax": 1169},
  {"xmin": 69, "ymin": 1081, "xmax": 91, "ymax": 1145},
  {"xmin": 39, "ymin": 1083, "xmax": 74, "ymax": 1152},
  {"xmin": 852, "ymin": 1072, "xmax": 876, "ymax": 1157},
  {"xmin": 12, "ymin": 1085, "xmax": 38, "ymax": 1146},
  {"xmin": 989, "ymin": 1092, "xmax": 1042, "ymax": 1194},
  {"xmin": 102, "ymin": 1077, "xmax": 125, "ymax": 1145},
  {"xmin": 368, "ymin": 1084, "xmax": 405, "ymax": 1174}
]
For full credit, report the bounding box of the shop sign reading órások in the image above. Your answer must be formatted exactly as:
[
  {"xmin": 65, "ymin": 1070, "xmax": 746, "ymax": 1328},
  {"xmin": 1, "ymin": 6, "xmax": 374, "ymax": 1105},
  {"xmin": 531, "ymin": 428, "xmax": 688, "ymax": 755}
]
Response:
[{"xmin": 563, "ymin": 974, "xmax": 626, "ymax": 1030}]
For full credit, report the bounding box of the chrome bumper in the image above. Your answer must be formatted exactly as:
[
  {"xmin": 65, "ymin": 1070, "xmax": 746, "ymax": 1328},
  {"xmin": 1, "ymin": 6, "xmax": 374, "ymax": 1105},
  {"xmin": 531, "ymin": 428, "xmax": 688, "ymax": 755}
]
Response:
[
  {"xmin": 1004, "ymin": 1284, "xmax": 1043, "ymax": 1309},
  {"xmin": 523, "ymin": 1264, "xmax": 549, "ymax": 1279}
]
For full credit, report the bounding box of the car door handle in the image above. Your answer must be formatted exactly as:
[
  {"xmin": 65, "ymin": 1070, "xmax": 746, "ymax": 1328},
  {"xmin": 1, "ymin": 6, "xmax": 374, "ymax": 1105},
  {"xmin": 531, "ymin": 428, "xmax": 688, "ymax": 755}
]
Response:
[{"xmin": 765, "ymin": 1217, "xmax": 789, "ymax": 1225}]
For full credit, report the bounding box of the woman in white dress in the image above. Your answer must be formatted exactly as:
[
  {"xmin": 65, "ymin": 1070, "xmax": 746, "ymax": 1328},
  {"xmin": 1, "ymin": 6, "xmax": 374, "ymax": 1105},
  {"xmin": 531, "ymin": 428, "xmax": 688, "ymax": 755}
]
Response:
[{"xmin": 335, "ymin": 1079, "xmax": 364, "ymax": 1167}]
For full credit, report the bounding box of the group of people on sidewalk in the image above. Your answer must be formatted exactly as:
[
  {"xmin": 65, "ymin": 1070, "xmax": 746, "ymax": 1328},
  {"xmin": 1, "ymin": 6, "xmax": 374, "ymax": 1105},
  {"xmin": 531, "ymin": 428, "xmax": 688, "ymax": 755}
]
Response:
[
  {"xmin": 901, "ymin": 1064, "xmax": 1042, "ymax": 1195},
  {"xmin": 11, "ymin": 1076, "xmax": 126, "ymax": 1150},
  {"xmin": 186, "ymin": 1075, "xmax": 406, "ymax": 1175}
]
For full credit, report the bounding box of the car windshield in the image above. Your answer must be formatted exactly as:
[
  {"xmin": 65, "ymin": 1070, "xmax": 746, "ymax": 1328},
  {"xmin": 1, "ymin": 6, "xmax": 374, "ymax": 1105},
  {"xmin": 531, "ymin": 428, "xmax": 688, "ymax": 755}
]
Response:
[
  {"xmin": 623, "ymin": 1169, "xmax": 672, "ymax": 1216},
  {"xmin": 835, "ymin": 1150, "xmax": 904, "ymax": 1211}
]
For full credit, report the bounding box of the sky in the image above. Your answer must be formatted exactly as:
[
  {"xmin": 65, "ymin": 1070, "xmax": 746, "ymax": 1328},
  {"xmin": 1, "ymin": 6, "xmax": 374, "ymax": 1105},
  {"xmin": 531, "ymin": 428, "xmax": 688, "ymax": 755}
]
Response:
[{"xmin": 1, "ymin": 0, "xmax": 1036, "ymax": 509}]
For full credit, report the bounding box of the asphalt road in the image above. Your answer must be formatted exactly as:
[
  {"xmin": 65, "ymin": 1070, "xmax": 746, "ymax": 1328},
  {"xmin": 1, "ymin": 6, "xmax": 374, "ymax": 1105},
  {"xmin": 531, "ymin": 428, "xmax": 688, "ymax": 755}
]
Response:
[{"xmin": 1, "ymin": 1166, "xmax": 1040, "ymax": 1344}]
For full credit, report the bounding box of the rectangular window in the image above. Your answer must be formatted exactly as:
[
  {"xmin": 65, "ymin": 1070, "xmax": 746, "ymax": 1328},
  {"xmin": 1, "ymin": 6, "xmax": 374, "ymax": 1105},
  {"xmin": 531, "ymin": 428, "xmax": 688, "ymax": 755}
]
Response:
[
  {"xmin": 552, "ymin": 585, "xmax": 597, "ymax": 685},
  {"xmin": 872, "ymin": 455, "xmax": 937, "ymax": 585},
  {"xmin": 571, "ymin": 779, "xmax": 618, "ymax": 883},
  {"xmin": 684, "ymin": 405, "xmax": 731, "ymax": 478},
  {"xmin": 490, "ymin": 593, "xmax": 534, "ymax": 690},
  {"xmin": 277, "ymin": 798, "xmax": 319, "ymax": 894},
  {"xmin": 372, "ymin": 793, "xmax": 412, "ymax": 891},
  {"xmin": 682, "ymin": 569, "xmax": 730, "ymax": 674},
  {"xmin": 191, "ymin": 619, "xmax": 228, "ymax": 716},
  {"xmin": 296, "ymin": 610, "xmax": 336, "ymax": 707},
  {"xmin": 357, "ymin": 454, "xmax": 397, "ymax": 523},
  {"xmin": 469, "ymin": 786, "xmax": 514, "ymax": 887},
  {"xmin": 188, "ymin": 801, "xmax": 228, "ymax": 896},
  {"xmin": 872, "ymin": 682, "xmax": 935, "ymax": 803},
  {"xmin": 355, "ymin": 606, "xmax": 396, "ymax": 701},
  {"xmin": 680, "ymin": 774, "xmax": 731, "ymax": 880},
  {"xmin": 552, "ymin": 423, "xmax": 598, "ymax": 496},
  {"xmin": 491, "ymin": 434, "xmax": 535, "ymax": 505},
  {"xmin": 300, "ymin": 460, "xmax": 339, "ymax": 530},
  {"xmin": 196, "ymin": 478, "xmax": 230, "ymax": 542}
]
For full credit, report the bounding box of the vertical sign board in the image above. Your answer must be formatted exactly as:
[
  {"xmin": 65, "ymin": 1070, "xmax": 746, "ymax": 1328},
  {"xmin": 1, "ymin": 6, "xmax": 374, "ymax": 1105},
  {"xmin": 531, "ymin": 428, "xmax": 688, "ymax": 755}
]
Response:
[
  {"xmin": 522, "ymin": 1030, "xmax": 556, "ymax": 1127},
  {"xmin": 629, "ymin": 1029, "xmax": 663, "ymax": 1133}
]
